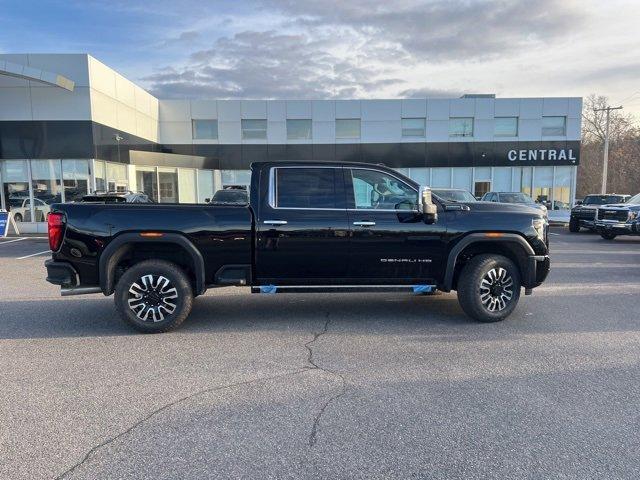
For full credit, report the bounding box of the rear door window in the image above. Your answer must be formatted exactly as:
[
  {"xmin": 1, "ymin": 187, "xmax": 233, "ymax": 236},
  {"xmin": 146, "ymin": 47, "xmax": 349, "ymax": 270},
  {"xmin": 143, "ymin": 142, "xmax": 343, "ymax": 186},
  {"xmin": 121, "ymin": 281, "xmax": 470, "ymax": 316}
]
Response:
[{"xmin": 274, "ymin": 168, "xmax": 341, "ymax": 209}]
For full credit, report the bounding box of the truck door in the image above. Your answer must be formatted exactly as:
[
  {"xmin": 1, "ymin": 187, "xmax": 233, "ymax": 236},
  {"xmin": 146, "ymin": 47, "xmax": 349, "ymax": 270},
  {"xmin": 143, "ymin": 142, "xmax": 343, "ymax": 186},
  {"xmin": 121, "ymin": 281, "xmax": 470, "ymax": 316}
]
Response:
[
  {"xmin": 345, "ymin": 167, "xmax": 446, "ymax": 283},
  {"xmin": 255, "ymin": 166, "xmax": 350, "ymax": 284}
]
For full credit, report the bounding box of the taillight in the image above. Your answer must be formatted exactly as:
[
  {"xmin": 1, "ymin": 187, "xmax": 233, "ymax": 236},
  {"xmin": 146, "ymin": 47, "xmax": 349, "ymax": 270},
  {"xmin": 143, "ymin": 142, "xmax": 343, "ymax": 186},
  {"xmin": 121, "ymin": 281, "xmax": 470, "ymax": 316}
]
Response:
[{"xmin": 48, "ymin": 212, "xmax": 65, "ymax": 251}]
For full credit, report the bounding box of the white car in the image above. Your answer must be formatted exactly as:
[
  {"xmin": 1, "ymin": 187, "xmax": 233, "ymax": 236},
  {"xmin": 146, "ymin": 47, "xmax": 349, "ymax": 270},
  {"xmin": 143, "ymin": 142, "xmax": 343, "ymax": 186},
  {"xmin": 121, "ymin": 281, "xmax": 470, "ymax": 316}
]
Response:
[{"xmin": 8, "ymin": 197, "xmax": 51, "ymax": 222}]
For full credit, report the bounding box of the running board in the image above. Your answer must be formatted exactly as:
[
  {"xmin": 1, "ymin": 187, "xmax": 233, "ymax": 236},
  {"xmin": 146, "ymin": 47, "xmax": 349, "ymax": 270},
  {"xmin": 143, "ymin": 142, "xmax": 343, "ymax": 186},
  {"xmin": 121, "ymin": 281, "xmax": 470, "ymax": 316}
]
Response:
[
  {"xmin": 61, "ymin": 286, "xmax": 103, "ymax": 296},
  {"xmin": 252, "ymin": 285, "xmax": 436, "ymax": 294}
]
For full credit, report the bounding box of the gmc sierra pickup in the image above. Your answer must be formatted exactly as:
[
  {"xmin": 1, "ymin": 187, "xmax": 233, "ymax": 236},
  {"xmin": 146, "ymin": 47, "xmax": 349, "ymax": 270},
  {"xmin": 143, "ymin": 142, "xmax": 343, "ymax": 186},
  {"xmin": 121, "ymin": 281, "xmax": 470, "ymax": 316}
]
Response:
[{"xmin": 45, "ymin": 161, "xmax": 550, "ymax": 333}]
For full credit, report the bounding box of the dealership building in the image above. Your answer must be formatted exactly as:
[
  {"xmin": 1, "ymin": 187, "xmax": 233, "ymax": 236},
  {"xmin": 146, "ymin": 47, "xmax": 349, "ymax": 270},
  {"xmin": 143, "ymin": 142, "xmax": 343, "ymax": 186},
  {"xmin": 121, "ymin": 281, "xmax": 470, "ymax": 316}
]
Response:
[{"xmin": 0, "ymin": 54, "xmax": 581, "ymax": 232}]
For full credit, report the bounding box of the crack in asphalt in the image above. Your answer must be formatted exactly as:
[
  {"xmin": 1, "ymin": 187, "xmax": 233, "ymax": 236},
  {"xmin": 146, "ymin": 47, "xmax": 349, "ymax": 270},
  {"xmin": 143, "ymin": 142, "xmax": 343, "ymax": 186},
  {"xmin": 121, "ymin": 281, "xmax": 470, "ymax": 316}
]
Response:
[
  {"xmin": 55, "ymin": 314, "xmax": 347, "ymax": 477},
  {"xmin": 305, "ymin": 312, "xmax": 348, "ymax": 447},
  {"xmin": 53, "ymin": 368, "xmax": 310, "ymax": 480}
]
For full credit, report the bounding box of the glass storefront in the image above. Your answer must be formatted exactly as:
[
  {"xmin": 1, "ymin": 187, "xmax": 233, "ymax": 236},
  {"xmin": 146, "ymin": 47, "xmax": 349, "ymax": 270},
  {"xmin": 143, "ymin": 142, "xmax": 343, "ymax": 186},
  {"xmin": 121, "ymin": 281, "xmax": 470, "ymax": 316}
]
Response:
[
  {"xmin": 2, "ymin": 160, "xmax": 31, "ymax": 222},
  {"xmin": 158, "ymin": 169, "xmax": 179, "ymax": 203},
  {"xmin": 63, "ymin": 160, "xmax": 91, "ymax": 202},
  {"xmin": 0, "ymin": 159, "xmax": 577, "ymax": 228},
  {"xmin": 31, "ymin": 160, "xmax": 62, "ymax": 222},
  {"xmin": 106, "ymin": 162, "xmax": 128, "ymax": 192},
  {"xmin": 136, "ymin": 167, "xmax": 158, "ymax": 202}
]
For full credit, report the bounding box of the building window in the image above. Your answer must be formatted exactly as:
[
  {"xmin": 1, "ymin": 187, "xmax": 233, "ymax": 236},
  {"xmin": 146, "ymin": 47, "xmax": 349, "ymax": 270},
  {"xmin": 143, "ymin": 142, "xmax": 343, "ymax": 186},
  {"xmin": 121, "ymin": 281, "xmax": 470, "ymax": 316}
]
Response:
[
  {"xmin": 286, "ymin": 119, "xmax": 312, "ymax": 140},
  {"xmin": 449, "ymin": 117, "xmax": 474, "ymax": 137},
  {"xmin": 275, "ymin": 167, "xmax": 338, "ymax": 208},
  {"xmin": 241, "ymin": 119, "xmax": 267, "ymax": 139},
  {"xmin": 401, "ymin": 118, "xmax": 426, "ymax": 137},
  {"xmin": 335, "ymin": 119, "xmax": 360, "ymax": 139},
  {"xmin": 542, "ymin": 116, "xmax": 566, "ymax": 136},
  {"xmin": 494, "ymin": 117, "xmax": 518, "ymax": 137},
  {"xmin": 192, "ymin": 119, "xmax": 218, "ymax": 140}
]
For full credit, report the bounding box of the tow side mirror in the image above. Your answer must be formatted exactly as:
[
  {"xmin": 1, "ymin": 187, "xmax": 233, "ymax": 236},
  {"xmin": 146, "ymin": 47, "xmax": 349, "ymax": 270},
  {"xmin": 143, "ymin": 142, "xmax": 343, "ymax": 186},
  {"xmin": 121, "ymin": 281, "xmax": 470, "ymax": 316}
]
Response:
[
  {"xmin": 574, "ymin": 200, "xmax": 583, "ymax": 206},
  {"xmin": 205, "ymin": 198, "xmax": 211, "ymax": 204},
  {"xmin": 419, "ymin": 186, "xmax": 438, "ymax": 224}
]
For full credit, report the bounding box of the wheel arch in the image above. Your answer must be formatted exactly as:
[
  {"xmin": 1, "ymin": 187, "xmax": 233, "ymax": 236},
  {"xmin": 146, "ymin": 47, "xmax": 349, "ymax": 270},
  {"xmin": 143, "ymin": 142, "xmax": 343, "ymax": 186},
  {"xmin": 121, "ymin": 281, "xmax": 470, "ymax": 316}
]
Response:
[
  {"xmin": 99, "ymin": 232, "xmax": 206, "ymax": 296},
  {"xmin": 442, "ymin": 233, "xmax": 535, "ymax": 292}
]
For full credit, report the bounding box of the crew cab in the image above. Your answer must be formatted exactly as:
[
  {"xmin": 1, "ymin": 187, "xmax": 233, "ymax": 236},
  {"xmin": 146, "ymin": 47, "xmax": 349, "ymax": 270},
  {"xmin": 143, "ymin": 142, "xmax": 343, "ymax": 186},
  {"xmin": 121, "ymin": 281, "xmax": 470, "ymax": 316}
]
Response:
[
  {"xmin": 595, "ymin": 193, "xmax": 640, "ymax": 240},
  {"xmin": 569, "ymin": 194, "xmax": 630, "ymax": 232},
  {"xmin": 45, "ymin": 161, "xmax": 550, "ymax": 333}
]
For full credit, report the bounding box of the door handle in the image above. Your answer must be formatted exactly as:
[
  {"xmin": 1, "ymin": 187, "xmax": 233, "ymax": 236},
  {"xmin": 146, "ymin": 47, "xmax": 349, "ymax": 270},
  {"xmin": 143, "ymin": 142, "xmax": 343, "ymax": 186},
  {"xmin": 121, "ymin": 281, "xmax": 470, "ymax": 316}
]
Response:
[
  {"xmin": 263, "ymin": 220, "xmax": 288, "ymax": 225},
  {"xmin": 353, "ymin": 221, "xmax": 376, "ymax": 227}
]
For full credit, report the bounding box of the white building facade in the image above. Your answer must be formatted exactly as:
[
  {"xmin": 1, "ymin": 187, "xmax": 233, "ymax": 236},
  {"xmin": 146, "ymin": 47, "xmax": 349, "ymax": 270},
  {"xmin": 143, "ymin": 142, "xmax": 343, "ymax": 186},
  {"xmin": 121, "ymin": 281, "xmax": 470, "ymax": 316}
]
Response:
[{"xmin": 0, "ymin": 54, "xmax": 581, "ymax": 232}]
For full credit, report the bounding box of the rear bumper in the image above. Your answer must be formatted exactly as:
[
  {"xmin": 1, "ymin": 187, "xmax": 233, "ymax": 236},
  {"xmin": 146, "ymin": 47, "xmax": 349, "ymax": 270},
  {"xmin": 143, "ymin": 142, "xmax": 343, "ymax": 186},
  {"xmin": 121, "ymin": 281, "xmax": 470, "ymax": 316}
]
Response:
[
  {"xmin": 45, "ymin": 260, "xmax": 79, "ymax": 287},
  {"xmin": 525, "ymin": 255, "xmax": 550, "ymax": 289}
]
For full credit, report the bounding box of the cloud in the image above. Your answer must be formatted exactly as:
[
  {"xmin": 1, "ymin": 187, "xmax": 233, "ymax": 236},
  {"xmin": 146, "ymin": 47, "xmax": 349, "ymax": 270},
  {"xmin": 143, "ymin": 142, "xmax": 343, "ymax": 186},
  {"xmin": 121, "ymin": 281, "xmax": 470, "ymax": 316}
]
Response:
[
  {"xmin": 264, "ymin": 0, "xmax": 585, "ymax": 61},
  {"xmin": 145, "ymin": 30, "xmax": 405, "ymax": 99},
  {"xmin": 159, "ymin": 30, "xmax": 201, "ymax": 48},
  {"xmin": 143, "ymin": 0, "xmax": 586, "ymax": 99}
]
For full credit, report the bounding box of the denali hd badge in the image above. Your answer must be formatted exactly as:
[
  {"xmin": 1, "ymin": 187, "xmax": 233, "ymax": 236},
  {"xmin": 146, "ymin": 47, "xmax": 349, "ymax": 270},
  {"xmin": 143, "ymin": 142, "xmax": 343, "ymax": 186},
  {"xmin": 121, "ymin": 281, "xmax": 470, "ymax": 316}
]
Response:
[{"xmin": 380, "ymin": 258, "xmax": 432, "ymax": 263}]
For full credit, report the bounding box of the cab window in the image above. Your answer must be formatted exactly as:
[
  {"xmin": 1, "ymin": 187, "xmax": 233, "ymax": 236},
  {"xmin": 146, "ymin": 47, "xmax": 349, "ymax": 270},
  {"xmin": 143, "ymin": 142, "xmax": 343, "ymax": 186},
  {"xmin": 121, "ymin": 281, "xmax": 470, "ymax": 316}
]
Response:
[
  {"xmin": 349, "ymin": 169, "xmax": 418, "ymax": 210},
  {"xmin": 274, "ymin": 167, "xmax": 340, "ymax": 209}
]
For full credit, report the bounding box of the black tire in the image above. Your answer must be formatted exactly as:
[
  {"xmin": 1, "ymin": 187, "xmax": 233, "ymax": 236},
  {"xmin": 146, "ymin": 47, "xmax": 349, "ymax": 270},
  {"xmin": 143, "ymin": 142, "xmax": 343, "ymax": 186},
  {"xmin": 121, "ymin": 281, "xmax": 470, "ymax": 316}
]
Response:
[
  {"xmin": 568, "ymin": 218, "xmax": 580, "ymax": 232},
  {"xmin": 600, "ymin": 231, "xmax": 617, "ymax": 240},
  {"xmin": 457, "ymin": 254, "xmax": 521, "ymax": 323},
  {"xmin": 114, "ymin": 259, "xmax": 193, "ymax": 333},
  {"xmin": 14, "ymin": 213, "xmax": 23, "ymax": 222}
]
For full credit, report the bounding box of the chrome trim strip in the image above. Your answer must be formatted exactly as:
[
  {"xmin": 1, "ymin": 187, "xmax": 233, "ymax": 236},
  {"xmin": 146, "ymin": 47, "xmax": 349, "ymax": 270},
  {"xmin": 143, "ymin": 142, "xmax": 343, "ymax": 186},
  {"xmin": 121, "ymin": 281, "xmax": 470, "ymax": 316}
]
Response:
[
  {"xmin": 263, "ymin": 220, "xmax": 288, "ymax": 225},
  {"xmin": 353, "ymin": 221, "xmax": 376, "ymax": 226}
]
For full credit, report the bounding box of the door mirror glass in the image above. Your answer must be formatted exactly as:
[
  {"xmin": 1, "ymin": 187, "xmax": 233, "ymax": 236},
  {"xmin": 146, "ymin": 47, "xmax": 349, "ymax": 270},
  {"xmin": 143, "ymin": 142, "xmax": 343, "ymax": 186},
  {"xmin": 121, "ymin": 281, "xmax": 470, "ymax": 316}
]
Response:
[{"xmin": 419, "ymin": 186, "xmax": 438, "ymax": 224}]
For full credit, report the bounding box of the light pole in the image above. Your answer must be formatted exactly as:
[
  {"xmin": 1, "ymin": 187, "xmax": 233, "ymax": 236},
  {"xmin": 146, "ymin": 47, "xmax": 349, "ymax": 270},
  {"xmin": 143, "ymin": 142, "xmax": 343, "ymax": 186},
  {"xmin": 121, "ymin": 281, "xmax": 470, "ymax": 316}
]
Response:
[
  {"xmin": 593, "ymin": 105, "xmax": 622, "ymax": 194},
  {"xmin": 113, "ymin": 133, "xmax": 123, "ymax": 164}
]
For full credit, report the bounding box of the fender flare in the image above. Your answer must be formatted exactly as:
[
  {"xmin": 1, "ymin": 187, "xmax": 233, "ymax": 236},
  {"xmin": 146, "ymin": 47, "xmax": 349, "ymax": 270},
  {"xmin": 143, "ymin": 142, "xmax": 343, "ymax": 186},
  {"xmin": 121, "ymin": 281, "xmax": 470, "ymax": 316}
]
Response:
[
  {"xmin": 442, "ymin": 233, "xmax": 535, "ymax": 291},
  {"xmin": 99, "ymin": 232, "xmax": 206, "ymax": 296}
]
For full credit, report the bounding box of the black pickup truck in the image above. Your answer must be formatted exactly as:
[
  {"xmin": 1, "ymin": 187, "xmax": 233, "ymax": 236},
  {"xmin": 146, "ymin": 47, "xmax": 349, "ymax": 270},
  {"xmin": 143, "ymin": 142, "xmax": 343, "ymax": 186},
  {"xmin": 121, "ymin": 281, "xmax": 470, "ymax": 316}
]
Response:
[{"xmin": 45, "ymin": 161, "xmax": 550, "ymax": 333}]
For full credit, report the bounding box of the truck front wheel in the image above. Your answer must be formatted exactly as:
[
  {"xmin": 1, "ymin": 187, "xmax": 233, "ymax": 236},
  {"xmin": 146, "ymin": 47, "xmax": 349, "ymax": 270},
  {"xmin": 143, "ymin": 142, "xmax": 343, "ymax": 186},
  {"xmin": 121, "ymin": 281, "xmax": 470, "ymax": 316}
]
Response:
[
  {"xmin": 114, "ymin": 260, "xmax": 193, "ymax": 333},
  {"xmin": 456, "ymin": 254, "xmax": 521, "ymax": 323},
  {"xmin": 568, "ymin": 218, "xmax": 580, "ymax": 232}
]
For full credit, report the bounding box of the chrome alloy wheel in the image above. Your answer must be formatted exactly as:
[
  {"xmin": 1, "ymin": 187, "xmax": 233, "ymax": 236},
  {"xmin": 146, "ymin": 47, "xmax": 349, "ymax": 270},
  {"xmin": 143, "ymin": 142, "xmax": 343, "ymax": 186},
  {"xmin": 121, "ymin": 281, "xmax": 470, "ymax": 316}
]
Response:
[
  {"xmin": 128, "ymin": 274, "xmax": 178, "ymax": 322},
  {"xmin": 479, "ymin": 267, "xmax": 514, "ymax": 312}
]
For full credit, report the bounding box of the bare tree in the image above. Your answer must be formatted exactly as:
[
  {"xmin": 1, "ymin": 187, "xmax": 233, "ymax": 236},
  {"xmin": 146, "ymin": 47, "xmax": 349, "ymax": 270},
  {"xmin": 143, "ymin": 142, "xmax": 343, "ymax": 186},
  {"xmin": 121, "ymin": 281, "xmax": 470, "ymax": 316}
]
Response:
[
  {"xmin": 581, "ymin": 94, "xmax": 637, "ymax": 144},
  {"xmin": 577, "ymin": 94, "xmax": 640, "ymax": 197}
]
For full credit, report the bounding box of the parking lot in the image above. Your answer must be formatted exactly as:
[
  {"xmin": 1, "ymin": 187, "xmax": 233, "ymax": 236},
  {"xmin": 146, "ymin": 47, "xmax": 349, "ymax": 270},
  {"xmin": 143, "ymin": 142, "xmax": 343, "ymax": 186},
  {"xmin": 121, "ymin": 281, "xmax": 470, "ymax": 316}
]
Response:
[{"xmin": 1, "ymin": 228, "xmax": 640, "ymax": 479}]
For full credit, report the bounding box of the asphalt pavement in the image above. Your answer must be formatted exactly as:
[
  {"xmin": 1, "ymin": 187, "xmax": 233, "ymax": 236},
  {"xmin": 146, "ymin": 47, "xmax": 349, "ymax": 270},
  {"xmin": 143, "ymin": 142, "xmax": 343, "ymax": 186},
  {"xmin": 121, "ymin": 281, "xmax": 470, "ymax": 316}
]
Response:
[{"xmin": 1, "ymin": 229, "xmax": 639, "ymax": 479}]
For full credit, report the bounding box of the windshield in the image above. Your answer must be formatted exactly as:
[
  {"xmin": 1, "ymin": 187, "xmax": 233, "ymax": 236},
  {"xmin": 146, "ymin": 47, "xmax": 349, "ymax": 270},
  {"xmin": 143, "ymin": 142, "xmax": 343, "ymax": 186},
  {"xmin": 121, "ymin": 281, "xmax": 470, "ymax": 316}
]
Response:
[
  {"xmin": 499, "ymin": 193, "xmax": 534, "ymax": 204},
  {"xmin": 627, "ymin": 193, "xmax": 640, "ymax": 205},
  {"xmin": 432, "ymin": 189, "xmax": 476, "ymax": 202},
  {"xmin": 583, "ymin": 195, "xmax": 624, "ymax": 205}
]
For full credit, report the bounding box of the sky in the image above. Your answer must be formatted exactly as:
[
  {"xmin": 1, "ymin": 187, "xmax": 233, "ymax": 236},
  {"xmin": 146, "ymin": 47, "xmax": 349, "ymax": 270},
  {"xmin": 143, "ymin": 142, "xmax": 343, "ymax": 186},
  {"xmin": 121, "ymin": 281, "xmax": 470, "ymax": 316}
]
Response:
[{"xmin": 1, "ymin": 0, "xmax": 639, "ymax": 118}]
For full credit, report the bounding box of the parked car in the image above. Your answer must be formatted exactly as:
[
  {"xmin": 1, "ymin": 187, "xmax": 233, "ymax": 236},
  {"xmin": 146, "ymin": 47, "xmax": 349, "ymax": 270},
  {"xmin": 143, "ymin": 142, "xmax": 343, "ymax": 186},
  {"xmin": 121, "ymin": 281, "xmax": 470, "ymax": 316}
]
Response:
[
  {"xmin": 8, "ymin": 196, "xmax": 50, "ymax": 222},
  {"xmin": 79, "ymin": 191, "xmax": 154, "ymax": 203},
  {"xmin": 431, "ymin": 188, "xmax": 477, "ymax": 203},
  {"xmin": 208, "ymin": 189, "xmax": 248, "ymax": 205},
  {"xmin": 569, "ymin": 194, "xmax": 630, "ymax": 232},
  {"xmin": 594, "ymin": 193, "xmax": 640, "ymax": 240},
  {"xmin": 481, "ymin": 191, "xmax": 548, "ymax": 217},
  {"xmin": 45, "ymin": 161, "xmax": 550, "ymax": 333}
]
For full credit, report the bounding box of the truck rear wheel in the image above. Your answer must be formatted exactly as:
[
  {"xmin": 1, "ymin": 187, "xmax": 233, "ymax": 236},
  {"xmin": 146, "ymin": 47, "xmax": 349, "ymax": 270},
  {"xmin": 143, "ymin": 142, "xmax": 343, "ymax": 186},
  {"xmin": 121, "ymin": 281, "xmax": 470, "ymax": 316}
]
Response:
[
  {"xmin": 114, "ymin": 260, "xmax": 193, "ymax": 333},
  {"xmin": 457, "ymin": 254, "xmax": 521, "ymax": 323}
]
